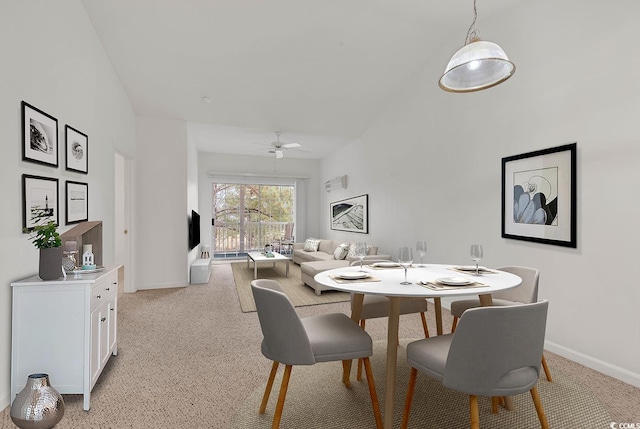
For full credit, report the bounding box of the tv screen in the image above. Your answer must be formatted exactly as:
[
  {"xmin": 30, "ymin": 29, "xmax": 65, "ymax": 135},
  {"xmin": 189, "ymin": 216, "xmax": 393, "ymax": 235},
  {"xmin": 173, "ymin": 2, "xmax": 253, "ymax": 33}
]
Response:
[{"xmin": 189, "ymin": 210, "xmax": 201, "ymax": 250}]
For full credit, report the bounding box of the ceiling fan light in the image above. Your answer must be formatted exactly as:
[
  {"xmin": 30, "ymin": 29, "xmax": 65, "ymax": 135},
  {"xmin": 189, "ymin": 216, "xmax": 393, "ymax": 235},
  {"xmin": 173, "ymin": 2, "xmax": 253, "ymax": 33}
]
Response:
[
  {"xmin": 275, "ymin": 149, "xmax": 283, "ymax": 159},
  {"xmin": 439, "ymin": 39, "xmax": 515, "ymax": 93}
]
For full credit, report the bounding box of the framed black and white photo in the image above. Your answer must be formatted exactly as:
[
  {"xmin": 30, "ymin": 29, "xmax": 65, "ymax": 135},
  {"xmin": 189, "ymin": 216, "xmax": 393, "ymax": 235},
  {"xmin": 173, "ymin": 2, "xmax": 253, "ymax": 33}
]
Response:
[
  {"xmin": 65, "ymin": 125, "xmax": 88, "ymax": 173},
  {"xmin": 65, "ymin": 180, "xmax": 88, "ymax": 224},
  {"xmin": 330, "ymin": 194, "xmax": 369, "ymax": 234},
  {"xmin": 502, "ymin": 143, "xmax": 577, "ymax": 248},
  {"xmin": 22, "ymin": 101, "xmax": 58, "ymax": 167},
  {"xmin": 22, "ymin": 174, "xmax": 59, "ymax": 231}
]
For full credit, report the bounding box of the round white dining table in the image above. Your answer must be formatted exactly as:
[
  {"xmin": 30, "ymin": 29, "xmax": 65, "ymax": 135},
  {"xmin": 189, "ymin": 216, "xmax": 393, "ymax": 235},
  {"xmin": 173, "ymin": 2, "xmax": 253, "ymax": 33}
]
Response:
[{"xmin": 314, "ymin": 263, "xmax": 522, "ymax": 429}]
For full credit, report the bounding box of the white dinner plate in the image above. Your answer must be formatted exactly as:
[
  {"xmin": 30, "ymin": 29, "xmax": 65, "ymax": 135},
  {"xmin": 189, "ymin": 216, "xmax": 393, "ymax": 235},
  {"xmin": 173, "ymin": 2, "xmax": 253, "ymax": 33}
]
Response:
[
  {"xmin": 436, "ymin": 277, "xmax": 474, "ymax": 286},
  {"xmin": 337, "ymin": 272, "xmax": 370, "ymax": 280},
  {"xmin": 454, "ymin": 265, "xmax": 487, "ymax": 271},
  {"xmin": 372, "ymin": 262, "xmax": 401, "ymax": 268}
]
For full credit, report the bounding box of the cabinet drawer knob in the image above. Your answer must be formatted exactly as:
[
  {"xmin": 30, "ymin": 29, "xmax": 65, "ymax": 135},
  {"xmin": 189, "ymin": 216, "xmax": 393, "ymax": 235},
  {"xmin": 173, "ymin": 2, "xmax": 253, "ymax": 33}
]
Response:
[
  {"xmin": 101, "ymin": 317, "xmax": 106, "ymax": 322},
  {"xmin": 105, "ymin": 288, "xmax": 110, "ymax": 291},
  {"xmin": 96, "ymin": 295, "xmax": 101, "ymax": 299}
]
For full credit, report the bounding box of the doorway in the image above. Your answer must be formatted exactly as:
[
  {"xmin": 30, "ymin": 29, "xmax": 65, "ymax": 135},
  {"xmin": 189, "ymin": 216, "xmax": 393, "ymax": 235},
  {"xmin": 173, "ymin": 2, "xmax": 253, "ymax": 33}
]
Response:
[{"xmin": 114, "ymin": 152, "xmax": 134, "ymax": 292}]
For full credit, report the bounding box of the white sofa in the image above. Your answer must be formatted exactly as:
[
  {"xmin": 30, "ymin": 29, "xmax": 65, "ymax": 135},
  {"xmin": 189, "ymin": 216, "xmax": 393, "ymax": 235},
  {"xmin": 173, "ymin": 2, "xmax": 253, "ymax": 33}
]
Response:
[{"xmin": 292, "ymin": 239, "xmax": 391, "ymax": 295}]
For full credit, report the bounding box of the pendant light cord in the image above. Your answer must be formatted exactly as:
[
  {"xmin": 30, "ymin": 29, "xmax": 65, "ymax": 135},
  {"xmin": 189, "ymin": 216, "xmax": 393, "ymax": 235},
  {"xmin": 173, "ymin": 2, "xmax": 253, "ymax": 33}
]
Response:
[{"xmin": 465, "ymin": 0, "xmax": 479, "ymax": 45}]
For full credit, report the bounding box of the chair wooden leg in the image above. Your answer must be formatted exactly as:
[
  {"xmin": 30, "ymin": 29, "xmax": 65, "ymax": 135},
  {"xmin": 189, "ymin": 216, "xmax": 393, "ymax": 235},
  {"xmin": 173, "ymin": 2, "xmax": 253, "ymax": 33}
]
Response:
[
  {"xmin": 530, "ymin": 386, "xmax": 550, "ymax": 429},
  {"xmin": 420, "ymin": 312, "xmax": 430, "ymax": 338},
  {"xmin": 357, "ymin": 321, "xmax": 366, "ymax": 381},
  {"xmin": 342, "ymin": 360, "xmax": 352, "ymax": 388},
  {"xmin": 260, "ymin": 361, "xmax": 279, "ymax": 414},
  {"xmin": 491, "ymin": 396, "xmax": 499, "ymax": 414},
  {"xmin": 541, "ymin": 355, "xmax": 553, "ymax": 382},
  {"xmin": 357, "ymin": 358, "xmax": 364, "ymax": 381},
  {"xmin": 362, "ymin": 357, "xmax": 383, "ymax": 429},
  {"xmin": 469, "ymin": 395, "xmax": 480, "ymax": 429},
  {"xmin": 401, "ymin": 367, "xmax": 418, "ymax": 429},
  {"xmin": 272, "ymin": 364, "xmax": 292, "ymax": 429},
  {"xmin": 451, "ymin": 316, "xmax": 458, "ymax": 333}
]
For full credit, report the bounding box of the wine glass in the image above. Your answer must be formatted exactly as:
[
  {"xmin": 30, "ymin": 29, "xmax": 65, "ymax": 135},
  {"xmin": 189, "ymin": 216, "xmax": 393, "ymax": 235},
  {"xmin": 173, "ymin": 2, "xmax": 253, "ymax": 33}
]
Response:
[
  {"xmin": 355, "ymin": 242, "xmax": 367, "ymax": 272},
  {"xmin": 416, "ymin": 241, "xmax": 427, "ymax": 267},
  {"xmin": 398, "ymin": 246, "xmax": 413, "ymax": 284},
  {"xmin": 470, "ymin": 244, "xmax": 483, "ymax": 276}
]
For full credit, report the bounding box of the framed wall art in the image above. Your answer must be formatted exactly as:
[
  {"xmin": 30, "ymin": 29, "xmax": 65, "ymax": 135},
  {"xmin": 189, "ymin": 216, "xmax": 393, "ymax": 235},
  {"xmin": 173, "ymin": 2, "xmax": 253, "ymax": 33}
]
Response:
[
  {"xmin": 65, "ymin": 180, "xmax": 88, "ymax": 224},
  {"xmin": 22, "ymin": 101, "xmax": 58, "ymax": 167},
  {"xmin": 330, "ymin": 194, "xmax": 368, "ymax": 234},
  {"xmin": 22, "ymin": 174, "xmax": 59, "ymax": 231},
  {"xmin": 502, "ymin": 142, "xmax": 577, "ymax": 248},
  {"xmin": 65, "ymin": 125, "xmax": 88, "ymax": 173}
]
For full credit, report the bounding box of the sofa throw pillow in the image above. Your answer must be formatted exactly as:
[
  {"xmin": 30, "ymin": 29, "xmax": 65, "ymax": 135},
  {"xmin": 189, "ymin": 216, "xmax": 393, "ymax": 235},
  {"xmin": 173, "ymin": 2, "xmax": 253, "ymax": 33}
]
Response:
[
  {"xmin": 347, "ymin": 242, "xmax": 371, "ymax": 258},
  {"xmin": 333, "ymin": 243, "xmax": 349, "ymax": 260},
  {"xmin": 303, "ymin": 238, "xmax": 321, "ymax": 252}
]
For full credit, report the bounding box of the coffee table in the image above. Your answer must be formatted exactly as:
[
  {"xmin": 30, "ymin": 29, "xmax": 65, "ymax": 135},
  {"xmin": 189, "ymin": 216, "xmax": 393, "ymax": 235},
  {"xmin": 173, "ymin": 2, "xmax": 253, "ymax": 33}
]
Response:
[{"xmin": 246, "ymin": 251, "xmax": 290, "ymax": 279}]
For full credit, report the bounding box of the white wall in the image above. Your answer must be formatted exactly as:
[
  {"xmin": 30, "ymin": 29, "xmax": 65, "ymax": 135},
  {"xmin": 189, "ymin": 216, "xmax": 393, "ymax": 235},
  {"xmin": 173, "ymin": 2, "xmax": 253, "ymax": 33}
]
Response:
[
  {"xmin": 197, "ymin": 152, "xmax": 322, "ymax": 253},
  {"xmin": 320, "ymin": 0, "xmax": 640, "ymax": 386},
  {"xmin": 135, "ymin": 117, "xmax": 189, "ymax": 289},
  {"xmin": 0, "ymin": 0, "xmax": 137, "ymax": 409}
]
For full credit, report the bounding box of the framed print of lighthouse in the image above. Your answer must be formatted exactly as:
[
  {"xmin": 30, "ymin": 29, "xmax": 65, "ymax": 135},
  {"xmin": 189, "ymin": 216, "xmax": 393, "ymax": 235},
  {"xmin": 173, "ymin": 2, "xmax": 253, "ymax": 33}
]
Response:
[{"xmin": 22, "ymin": 174, "xmax": 59, "ymax": 231}]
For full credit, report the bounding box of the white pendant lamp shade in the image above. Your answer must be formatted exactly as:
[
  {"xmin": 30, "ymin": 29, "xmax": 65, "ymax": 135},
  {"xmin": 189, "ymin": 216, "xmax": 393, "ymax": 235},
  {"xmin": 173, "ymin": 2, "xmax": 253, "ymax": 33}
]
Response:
[{"xmin": 439, "ymin": 38, "xmax": 515, "ymax": 92}]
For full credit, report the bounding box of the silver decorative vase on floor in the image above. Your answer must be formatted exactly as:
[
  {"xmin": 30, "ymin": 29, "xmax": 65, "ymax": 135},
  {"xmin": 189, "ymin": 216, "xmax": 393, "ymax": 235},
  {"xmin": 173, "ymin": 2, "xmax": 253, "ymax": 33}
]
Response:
[{"xmin": 10, "ymin": 373, "xmax": 65, "ymax": 429}]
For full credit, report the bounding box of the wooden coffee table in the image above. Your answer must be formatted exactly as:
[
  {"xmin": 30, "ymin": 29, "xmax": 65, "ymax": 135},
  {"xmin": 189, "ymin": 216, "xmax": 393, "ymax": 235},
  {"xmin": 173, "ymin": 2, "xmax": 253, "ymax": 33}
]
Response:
[{"xmin": 246, "ymin": 251, "xmax": 290, "ymax": 279}]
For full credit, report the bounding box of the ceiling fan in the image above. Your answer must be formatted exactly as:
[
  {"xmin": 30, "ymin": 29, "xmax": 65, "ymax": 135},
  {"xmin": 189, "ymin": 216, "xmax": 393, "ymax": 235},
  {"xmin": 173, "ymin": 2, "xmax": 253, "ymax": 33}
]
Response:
[{"xmin": 267, "ymin": 132, "xmax": 302, "ymax": 159}]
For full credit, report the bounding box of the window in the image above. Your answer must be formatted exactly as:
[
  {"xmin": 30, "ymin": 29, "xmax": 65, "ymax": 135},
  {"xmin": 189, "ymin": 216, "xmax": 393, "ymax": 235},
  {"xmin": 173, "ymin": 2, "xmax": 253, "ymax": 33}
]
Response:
[{"xmin": 212, "ymin": 183, "xmax": 295, "ymax": 257}]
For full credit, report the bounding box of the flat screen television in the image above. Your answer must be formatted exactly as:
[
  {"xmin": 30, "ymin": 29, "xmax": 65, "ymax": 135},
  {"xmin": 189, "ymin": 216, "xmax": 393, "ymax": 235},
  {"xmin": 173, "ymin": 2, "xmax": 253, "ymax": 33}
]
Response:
[{"xmin": 189, "ymin": 210, "xmax": 201, "ymax": 250}]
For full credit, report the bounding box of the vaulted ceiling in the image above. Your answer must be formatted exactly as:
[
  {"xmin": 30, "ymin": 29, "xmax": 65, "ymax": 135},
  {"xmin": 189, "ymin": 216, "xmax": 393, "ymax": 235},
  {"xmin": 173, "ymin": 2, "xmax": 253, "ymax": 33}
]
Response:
[{"xmin": 82, "ymin": 0, "xmax": 520, "ymax": 158}]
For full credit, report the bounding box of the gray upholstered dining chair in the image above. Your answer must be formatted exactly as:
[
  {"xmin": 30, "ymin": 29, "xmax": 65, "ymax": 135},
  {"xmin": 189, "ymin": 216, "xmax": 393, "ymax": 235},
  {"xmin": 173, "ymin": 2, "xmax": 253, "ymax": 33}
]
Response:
[
  {"xmin": 401, "ymin": 300, "xmax": 550, "ymax": 429},
  {"xmin": 349, "ymin": 260, "xmax": 430, "ymax": 380},
  {"xmin": 449, "ymin": 266, "xmax": 552, "ymax": 382},
  {"xmin": 251, "ymin": 279, "xmax": 383, "ymax": 429}
]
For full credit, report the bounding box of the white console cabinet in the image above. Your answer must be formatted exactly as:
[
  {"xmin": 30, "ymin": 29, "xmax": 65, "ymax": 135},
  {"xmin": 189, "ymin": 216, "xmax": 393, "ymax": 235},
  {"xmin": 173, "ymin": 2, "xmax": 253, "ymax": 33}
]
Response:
[{"xmin": 11, "ymin": 265, "xmax": 121, "ymax": 411}]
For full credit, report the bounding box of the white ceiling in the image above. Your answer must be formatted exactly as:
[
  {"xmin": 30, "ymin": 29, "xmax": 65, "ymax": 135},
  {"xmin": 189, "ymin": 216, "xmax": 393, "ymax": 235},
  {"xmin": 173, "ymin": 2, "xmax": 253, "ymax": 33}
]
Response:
[{"xmin": 81, "ymin": 0, "xmax": 520, "ymax": 159}]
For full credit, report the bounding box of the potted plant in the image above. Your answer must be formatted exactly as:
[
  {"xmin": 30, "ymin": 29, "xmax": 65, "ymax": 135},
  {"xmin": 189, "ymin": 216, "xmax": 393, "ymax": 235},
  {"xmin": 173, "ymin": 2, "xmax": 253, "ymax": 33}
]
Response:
[{"xmin": 24, "ymin": 208, "xmax": 62, "ymax": 280}]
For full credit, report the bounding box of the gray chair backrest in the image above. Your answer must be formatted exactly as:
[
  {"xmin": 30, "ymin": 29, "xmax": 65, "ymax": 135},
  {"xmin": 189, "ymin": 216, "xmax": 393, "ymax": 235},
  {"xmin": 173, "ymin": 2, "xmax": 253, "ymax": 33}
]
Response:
[
  {"xmin": 494, "ymin": 266, "xmax": 540, "ymax": 303},
  {"xmin": 443, "ymin": 300, "xmax": 549, "ymax": 396},
  {"xmin": 251, "ymin": 279, "xmax": 315, "ymax": 365}
]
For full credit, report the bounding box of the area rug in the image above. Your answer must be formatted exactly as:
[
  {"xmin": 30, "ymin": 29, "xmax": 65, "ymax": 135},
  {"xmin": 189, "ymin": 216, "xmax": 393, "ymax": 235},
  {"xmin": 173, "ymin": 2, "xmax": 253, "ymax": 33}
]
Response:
[
  {"xmin": 231, "ymin": 340, "xmax": 611, "ymax": 428},
  {"xmin": 231, "ymin": 261, "xmax": 350, "ymax": 312}
]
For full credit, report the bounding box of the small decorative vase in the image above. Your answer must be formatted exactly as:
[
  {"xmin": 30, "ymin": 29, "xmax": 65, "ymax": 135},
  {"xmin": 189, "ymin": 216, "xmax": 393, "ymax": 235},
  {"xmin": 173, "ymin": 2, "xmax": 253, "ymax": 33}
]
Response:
[
  {"xmin": 10, "ymin": 373, "xmax": 65, "ymax": 429},
  {"xmin": 39, "ymin": 247, "xmax": 63, "ymax": 281}
]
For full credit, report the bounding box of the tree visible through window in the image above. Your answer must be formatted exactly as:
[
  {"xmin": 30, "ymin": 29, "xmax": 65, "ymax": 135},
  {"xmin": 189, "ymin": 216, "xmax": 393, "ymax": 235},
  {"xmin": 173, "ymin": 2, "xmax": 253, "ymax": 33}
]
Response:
[{"xmin": 212, "ymin": 183, "xmax": 294, "ymax": 256}]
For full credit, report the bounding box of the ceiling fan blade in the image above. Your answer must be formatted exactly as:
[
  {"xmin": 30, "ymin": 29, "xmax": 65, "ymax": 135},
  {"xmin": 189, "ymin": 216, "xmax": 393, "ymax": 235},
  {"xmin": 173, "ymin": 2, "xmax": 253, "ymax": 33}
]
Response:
[
  {"xmin": 275, "ymin": 149, "xmax": 284, "ymax": 159},
  {"xmin": 282, "ymin": 142, "xmax": 301, "ymax": 149}
]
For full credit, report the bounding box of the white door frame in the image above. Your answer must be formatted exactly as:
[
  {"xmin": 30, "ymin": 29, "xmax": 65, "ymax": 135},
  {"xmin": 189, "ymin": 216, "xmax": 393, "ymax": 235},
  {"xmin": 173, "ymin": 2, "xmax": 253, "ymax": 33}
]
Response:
[{"xmin": 115, "ymin": 151, "xmax": 135, "ymax": 293}]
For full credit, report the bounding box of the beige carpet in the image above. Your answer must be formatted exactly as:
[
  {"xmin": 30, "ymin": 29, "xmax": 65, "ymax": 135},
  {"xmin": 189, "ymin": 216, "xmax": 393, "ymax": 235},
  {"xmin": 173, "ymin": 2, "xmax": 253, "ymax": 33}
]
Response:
[
  {"xmin": 231, "ymin": 260, "xmax": 350, "ymax": 312},
  {"xmin": 1, "ymin": 263, "xmax": 637, "ymax": 429},
  {"xmin": 232, "ymin": 340, "xmax": 611, "ymax": 428}
]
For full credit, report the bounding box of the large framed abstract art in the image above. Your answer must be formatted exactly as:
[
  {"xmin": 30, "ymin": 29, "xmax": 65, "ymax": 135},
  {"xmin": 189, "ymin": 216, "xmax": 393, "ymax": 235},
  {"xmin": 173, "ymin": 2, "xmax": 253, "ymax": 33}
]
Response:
[
  {"xmin": 502, "ymin": 143, "xmax": 577, "ymax": 248},
  {"xmin": 330, "ymin": 194, "xmax": 368, "ymax": 234}
]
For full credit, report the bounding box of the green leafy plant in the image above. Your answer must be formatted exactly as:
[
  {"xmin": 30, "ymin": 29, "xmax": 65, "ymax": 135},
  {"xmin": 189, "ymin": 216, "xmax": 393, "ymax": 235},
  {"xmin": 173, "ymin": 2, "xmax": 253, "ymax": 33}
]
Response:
[{"xmin": 23, "ymin": 207, "xmax": 61, "ymax": 249}]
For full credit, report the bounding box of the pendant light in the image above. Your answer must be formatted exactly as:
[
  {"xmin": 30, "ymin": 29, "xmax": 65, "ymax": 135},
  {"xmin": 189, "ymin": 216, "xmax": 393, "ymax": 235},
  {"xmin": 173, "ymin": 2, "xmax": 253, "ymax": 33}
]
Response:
[{"xmin": 439, "ymin": 0, "xmax": 515, "ymax": 93}]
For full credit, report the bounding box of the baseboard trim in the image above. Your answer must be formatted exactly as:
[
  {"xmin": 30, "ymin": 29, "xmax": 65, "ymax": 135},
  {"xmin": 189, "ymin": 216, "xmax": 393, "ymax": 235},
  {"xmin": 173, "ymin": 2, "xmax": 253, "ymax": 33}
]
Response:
[{"xmin": 545, "ymin": 340, "xmax": 640, "ymax": 388}]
